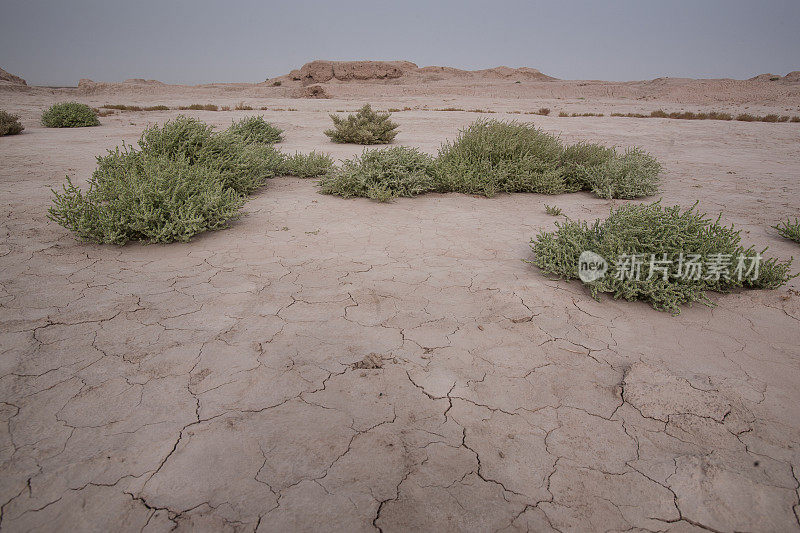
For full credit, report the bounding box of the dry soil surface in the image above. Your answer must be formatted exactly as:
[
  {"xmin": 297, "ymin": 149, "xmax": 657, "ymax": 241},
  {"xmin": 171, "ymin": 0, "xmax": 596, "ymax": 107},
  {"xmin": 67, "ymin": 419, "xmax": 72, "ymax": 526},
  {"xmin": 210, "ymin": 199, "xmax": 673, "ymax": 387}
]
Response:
[{"xmin": 1, "ymin": 85, "xmax": 800, "ymax": 532}]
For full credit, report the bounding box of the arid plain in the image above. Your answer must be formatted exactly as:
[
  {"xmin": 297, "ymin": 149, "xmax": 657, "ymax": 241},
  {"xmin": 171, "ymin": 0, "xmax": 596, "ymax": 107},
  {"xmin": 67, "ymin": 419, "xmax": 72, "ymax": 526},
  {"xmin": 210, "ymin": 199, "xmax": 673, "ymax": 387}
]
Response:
[{"xmin": 1, "ymin": 61, "xmax": 800, "ymax": 531}]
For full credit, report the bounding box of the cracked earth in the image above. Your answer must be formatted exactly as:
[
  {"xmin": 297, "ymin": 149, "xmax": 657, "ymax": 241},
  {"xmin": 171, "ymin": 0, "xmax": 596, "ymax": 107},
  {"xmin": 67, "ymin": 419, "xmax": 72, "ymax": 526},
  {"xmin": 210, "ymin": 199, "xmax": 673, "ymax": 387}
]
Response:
[{"xmin": 1, "ymin": 94, "xmax": 800, "ymax": 532}]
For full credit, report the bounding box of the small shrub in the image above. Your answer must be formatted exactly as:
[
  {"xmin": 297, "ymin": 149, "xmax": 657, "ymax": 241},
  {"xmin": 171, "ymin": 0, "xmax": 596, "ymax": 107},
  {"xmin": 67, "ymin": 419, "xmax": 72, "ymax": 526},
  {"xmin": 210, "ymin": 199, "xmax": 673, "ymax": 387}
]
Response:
[
  {"xmin": 762, "ymin": 114, "xmax": 779, "ymax": 123},
  {"xmin": 791, "ymin": 116, "xmax": 800, "ymax": 123},
  {"xmin": 42, "ymin": 102, "xmax": 99, "ymax": 127},
  {"xmin": 774, "ymin": 218, "xmax": 800, "ymax": 244},
  {"xmin": 280, "ymin": 151, "xmax": 334, "ymax": 177},
  {"xmin": 324, "ymin": 104, "xmax": 399, "ymax": 144},
  {"xmin": 235, "ymin": 102, "xmax": 254, "ymax": 110},
  {"xmin": 0, "ymin": 110, "xmax": 24, "ymax": 135},
  {"xmin": 530, "ymin": 202, "xmax": 795, "ymax": 314},
  {"xmin": 272, "ymin": 81, "xmax": 282, "ymax": 86},
  {"xmin": 585, "ymin": 147, "xmax": 661, "ymax": 199},
  {"xmin": 537, "ymin": 107, "xmax": 551, "ymax": 116},
  {"xmin": 544, "ymin": 204, "xmax": 562, "ymax": 216},
  {"xmin": 227, "ymin": 115, "xmax": 283, "ymax": 144},
  {"xmin": 319, "ymin": 146, "xmax": 436, "ymax": 201},
  {"xmin": 558, "ymin": 112, "xmax": 569, "ymax": 117},
  {"xmin": 560, "ymin": 142, "xmax": 616, "ymax": 192},
  {"xmin": 736, "ymin": 113, "xmax": 757, "ymax": 122}
]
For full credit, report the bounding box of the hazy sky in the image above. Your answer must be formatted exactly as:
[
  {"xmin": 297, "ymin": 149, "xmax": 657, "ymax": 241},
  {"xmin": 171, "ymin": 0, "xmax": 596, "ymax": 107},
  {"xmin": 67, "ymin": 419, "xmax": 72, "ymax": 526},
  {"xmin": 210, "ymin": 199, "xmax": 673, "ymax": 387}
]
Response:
[{"xmin": 1, "ymin": 0, "xmax": 798, "ymax": 86}]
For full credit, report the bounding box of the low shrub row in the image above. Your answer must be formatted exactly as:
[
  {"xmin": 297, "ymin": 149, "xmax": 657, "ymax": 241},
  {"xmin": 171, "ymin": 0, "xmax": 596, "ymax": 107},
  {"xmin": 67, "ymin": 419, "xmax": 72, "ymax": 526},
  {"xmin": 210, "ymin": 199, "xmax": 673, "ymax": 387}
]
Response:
[{"xmin": 320, "ymin": 120, "xmax": 661, "ymax": 201}]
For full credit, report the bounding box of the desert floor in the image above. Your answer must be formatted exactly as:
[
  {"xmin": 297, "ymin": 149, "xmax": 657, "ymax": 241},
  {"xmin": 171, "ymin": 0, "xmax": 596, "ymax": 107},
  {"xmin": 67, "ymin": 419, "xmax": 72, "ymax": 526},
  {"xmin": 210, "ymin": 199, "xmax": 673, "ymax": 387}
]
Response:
[{"xmin": 1, "ymin": 90, "xmax": 800, "ymax": 532}]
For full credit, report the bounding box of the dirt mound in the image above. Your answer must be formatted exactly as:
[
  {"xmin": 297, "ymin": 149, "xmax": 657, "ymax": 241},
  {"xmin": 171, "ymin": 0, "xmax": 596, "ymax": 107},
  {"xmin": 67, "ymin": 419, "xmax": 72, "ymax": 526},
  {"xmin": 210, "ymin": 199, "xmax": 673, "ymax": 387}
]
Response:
[
  {"xmin": 290, "ymin": 60, "xmax": 418, "ymax": 85},
  {"xmin": 783, "ymin": 71, "xmax": 800, "ymax": 82},
  {"xmin": 123, "ymin": 78, "xmax": 165, "ymax": 85},
  {"xmin": 475, "ymin": 66, "xmax": 557, "ymax": 81},
  {"xmin": 297, "ymin": 83, "xmax": 330, "ymax": 98},
  {"xmin": 0, "ymin": 67, "xmax": 26, "ymax": 85},
  {"xmin": 749, "ymin": 73, "xmax": 781, "ymax": 81}
]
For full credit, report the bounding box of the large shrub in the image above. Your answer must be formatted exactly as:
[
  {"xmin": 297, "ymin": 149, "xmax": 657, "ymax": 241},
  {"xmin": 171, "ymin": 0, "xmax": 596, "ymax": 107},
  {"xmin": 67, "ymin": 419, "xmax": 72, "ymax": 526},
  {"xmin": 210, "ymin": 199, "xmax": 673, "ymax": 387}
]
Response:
[
  {"xmin": 434, "ymin": 120, "xmax": 661, "ymax": 199},
  {"xmin": 49, "ymin": 116, "xmax": 286, "ymax": 244},
  {"xmin": 530, "ymin": 202, "xmax": 795, "ymax": 314},
  {"xmin": 49, "ymin": 150, "xmax": 245, "ymax": 244},
  {"xmin": 319, "ymin": 147, "xmax": 435, "ymax": 202},
  {"xmin": 434, "ymin": 120, "xmax": 566, "ymax": 196},
  {"xmin": 324, "ymin": 104, "xmax": 399, "ymax": 144},
  {"xmin": 228, "ymin": 115, "xmax": 283, "ymax": 144},
  {"xmin": 41, "ymin": 102, "xmax": 99, "ymax": 128},
  {"xmin": 0, "ymin": 110, "xmax": 24, "ymax": 135}
]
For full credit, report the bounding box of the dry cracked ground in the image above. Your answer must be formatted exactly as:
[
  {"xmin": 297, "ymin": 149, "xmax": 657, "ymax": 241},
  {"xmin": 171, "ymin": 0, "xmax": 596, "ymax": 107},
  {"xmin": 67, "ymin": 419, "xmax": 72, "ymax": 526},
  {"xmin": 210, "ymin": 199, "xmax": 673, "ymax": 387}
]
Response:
[{"xmin": 1, "ymin": 98, "xmax": 800, "ymax": 532}]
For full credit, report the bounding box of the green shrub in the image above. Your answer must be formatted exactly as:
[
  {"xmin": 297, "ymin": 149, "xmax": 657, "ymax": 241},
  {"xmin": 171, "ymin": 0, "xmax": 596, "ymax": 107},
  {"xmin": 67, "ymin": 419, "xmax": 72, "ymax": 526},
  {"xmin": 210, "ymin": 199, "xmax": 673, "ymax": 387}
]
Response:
[
  {"xmin": 49, "ymin": 116, "xmax": 285, "ymax": 244},
  {"xmin": 178, "ymin": 104, "xmax": 219, "ymax": 111},
  {"xmin": 585, "ymin": 147, "xmax": 661, "ymax": 199},
  {"xmin": 319, "ymin": 146, "xmax": 436, "ymax": 201},
  {"xmin": 434, "ymin": 120, "xmax": 566, "ymax": 197},
  {"xmin": 774, "ymin": 218, "xmax": 800, "ymax": 244},
  {"xmin": 559, "ymin": 142, "xmax": 616, "ymax": 192},
  {"xmin": 544, "ymin": 204, "xmax": 562, "ymax": 216},
  {"xmin": 433, "ymin": 120, "xmax": 660, "ymax": 199},
  {"xmin": 530, "ymin": 202, "xmax": 795, "ymax": 314},
  {"xmin": 227, "ymin": 115, "xmax": 283, "ymax": 144},
  {"xmin": 41, "ymin": 102, "xmax": 99, "ymax": 128},
  {"xmin": 49, "ymin": 149, "xmax": 245, "ymax": 244},
  {"xmin": 324, "ymin": 104, "xmax": 399, "ymax": 144},
  {"xmin": 0, "ymin": 110, "xmax": 24, "ymax": 135},
  {"xmin": 280, "ymin": 151, "xmax": 334, "ymax": 177}
]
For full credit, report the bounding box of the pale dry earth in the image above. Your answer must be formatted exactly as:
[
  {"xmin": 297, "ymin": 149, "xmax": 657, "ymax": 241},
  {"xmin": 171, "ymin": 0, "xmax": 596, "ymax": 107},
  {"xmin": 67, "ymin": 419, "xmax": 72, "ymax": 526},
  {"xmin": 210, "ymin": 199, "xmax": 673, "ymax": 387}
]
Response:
[{"xmin": 1, "ymin": 75, "xmax": 800, "ymax": 532}]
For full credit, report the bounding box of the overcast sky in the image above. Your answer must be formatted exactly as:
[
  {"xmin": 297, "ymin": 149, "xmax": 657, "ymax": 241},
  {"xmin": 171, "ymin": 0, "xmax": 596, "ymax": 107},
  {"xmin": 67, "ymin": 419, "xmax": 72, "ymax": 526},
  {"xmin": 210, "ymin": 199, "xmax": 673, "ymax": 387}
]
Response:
[{"xmin": 1, "ymin": 0, "xmax": 798, "ymax": 86}]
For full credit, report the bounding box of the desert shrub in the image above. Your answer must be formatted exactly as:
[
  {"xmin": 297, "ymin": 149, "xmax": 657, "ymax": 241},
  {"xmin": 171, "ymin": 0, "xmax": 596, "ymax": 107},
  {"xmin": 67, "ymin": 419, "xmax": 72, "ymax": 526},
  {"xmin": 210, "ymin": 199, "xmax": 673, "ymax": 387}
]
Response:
[
  {"xmin": 558, "ymin": 112, "xmax": 569, "ymax": 117},
  {"xmin": 434, "ymin": 120, "xmax": 567, "ymax": 197},
  {"xmin": 41, "ymin": 102, "xmax": 99, "ymax": 128},
  {"xmin": 585, "ymin": 147, "xmax": 662, "ymax": 199},
  {"xmin": 49, "ymin": 149, "xmax": 245, "ymax": 244},
  {"xmin": 774, "ymin": 218, "xmax": 800, "ymax": 244},
  {"xmin": 537, "ymin": 107, "xmax": 551, "ymax": 116},
  {"xmin": 49, "ymin": 116, "xmax": 285, "ymax": 244},
  {"xmin": 530, "ymin": 202, "xmax": 795, "ymax": 314},
  {"xmin": 544, "ymin": 204, "xmax": 562, "ymax": 216},
  {"xmin": 736, "ymin": 113, "xmax": 757, "ymax": 122},
  {"xmin": 0, "ymin": 110, "xmax": 24, "ymax": 135},
  {"xmin": 272, "ymin": 81, "xmax": 282, "ymax": 86},
  {"xmin": 101, "ymin": 104, "xmax": 169, "ymax": 111},
  {"xmin": 433, "ymin": 120, "xmax": 660, "ymax": 199},
  {"xmin": 324, "ymin": 104, "xmax": 399, "ymax": 144},
  {"xmin": 179, "ymin": 104, "xmax": 218, "ymax": 111},
  {"xmin": 319, "ymin": 146, "xmax": 436, "ymax": 201},
  {"xmin": 559, "ymin": 142, "xmax": 616, "ymax": 191},
  {"xmin": 227, "ymin": 115, "xmax": 283, "ymax": 144},
  {"xmin": 280, "ymin": 151, "xmax": 334, "ymax": 177}
]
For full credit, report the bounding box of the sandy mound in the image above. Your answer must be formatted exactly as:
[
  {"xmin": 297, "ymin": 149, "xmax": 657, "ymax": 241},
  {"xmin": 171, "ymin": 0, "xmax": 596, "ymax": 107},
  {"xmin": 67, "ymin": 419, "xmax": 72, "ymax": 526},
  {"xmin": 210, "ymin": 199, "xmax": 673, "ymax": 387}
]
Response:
[
  {"xmin": 0, "ymin": 67, "xmax": 27, "ymax": 86},
  {"xmin": 783, "ymin": 71, "xmax": 800, "ymax": 82}
]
